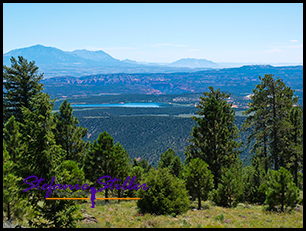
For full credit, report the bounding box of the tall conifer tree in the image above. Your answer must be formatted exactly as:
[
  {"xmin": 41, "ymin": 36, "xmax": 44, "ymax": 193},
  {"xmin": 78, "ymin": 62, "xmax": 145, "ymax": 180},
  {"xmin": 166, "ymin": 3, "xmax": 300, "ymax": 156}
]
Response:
[
  {"xmin": 3, "ymin": 140, "xmax": 29, "ymax": 223},
  {"xmin": 84, "ymin": 131, "xmax": 115, "ymax": 202},
  {"xmin": 183, "ymin": 158, "xmax": 214, "ymax": 209},
  {"xmin": 185, "ymin": 86, "xmax": 241, "ymax": 189},
  {"xmin": 53, "ymin": 99, "xmax": 89, "ymax": 164},
  {"xmin": 3, "ymin": 116, "xmax": 25, "ymax": 164},
  {"xmin": 3, "ymin": 56, "xmax": 43, "ymax": 124},
  {"xmin": 243, "ymin": 74, "xmax": 299, "ymax": 171},
  {"xmin": 112, "ymin": 142, "xmax": 131, "ymax": 199},
  {"xmin": 21, "ymin": 92, "xmax": 81, "ymax": 228},
  {"xmin": 286, "ymin": 105, "xmax": 303, "ymax": 186}
]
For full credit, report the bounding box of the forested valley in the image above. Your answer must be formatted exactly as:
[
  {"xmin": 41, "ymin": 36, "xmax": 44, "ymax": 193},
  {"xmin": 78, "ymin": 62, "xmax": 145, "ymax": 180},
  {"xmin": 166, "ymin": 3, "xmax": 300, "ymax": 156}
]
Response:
[{"xmin": 3, "ymin": 56, "xmax": 303, "ymax": 228}]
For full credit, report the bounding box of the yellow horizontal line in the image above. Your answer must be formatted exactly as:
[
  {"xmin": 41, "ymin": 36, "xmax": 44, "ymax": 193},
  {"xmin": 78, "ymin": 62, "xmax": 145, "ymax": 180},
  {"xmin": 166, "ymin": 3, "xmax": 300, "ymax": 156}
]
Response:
[{"xmin": 46, "ymin": 198, "xmax": 140, "ymax": 200}]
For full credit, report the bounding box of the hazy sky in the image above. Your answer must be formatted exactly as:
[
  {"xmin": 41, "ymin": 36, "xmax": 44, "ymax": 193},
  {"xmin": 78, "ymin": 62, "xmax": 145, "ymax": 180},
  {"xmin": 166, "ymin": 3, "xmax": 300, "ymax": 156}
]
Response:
[{"xmin": 3, "ymin": 3, "xmax": 303, "ymax": 63}]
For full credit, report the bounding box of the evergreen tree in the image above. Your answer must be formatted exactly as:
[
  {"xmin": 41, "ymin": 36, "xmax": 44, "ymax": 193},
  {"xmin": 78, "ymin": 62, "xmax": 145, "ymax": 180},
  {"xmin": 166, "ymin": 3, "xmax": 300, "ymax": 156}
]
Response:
[
  {"xmin": 84, "ymin": 131, "xmax": 125, "ymax": 202},
  {"xmin": 44, "ymin": 160, "xmax": 84, "ymax": 228},
  {"xmin": 243, "ymin": 74, "xmax": 298, "ymax": 171},
  {"xmin": 242, "ymin": 111, "xmax": 271, "ymax": 174},
  {"xmin": 183, "ymin": 158, "xmax": 214, "ymax": 209},
  {"xmin": 84, "ymin": 131, "xmax": 113, "ymax": 196},
  {"xmin": 264, "ymin": 167, "xmax": 299, "ymax": 212},
  {"xmin": 169, "ymin": 155, "xmax": 184, "ymax": 178},
  {"xmin": 209, "ymin": 160, "xmax": 244, "ymax": 207},
  {"xmin": 20, "ymin": 92, "xmax": 63, "ymax": 181},
  {"xmin": 20, "ymin": 92, "xmax": 80, "ymax": 228},
  {"xmin": 185, "ymin": 86, "xmax": 241, "ymax": 189},
  {"xmin": 3, "ymin": 116, "xmax": 31, "ymax": 224},
  {"xmin": 124, "ymin": 165, "xmax": 145, "ymax": 198},
  {"xmin": 137, "ymin": 158, "xmax": 154, "ymax": 173},
  {"xmin": 243, "ymin": 156, "xmax": 268, "ymax": 203},
  {"xmin": 3, "ymin": 141, "xmax": 30, "ymax": 223},
  {"xmin": 3, "ymin": 56, "xmax": 43, "ymax": 124},
  {"xmin": 53, "ymin": 99, "xmax": 89, "ymax": 164},
  {"xmin": 137, "ymin": 168, "xmax": 190, "ymax": 215},
  {"xmin": 112, "ymin": 142, "xmax": 131, "ymax": 199},
  {"xmin": 158, "ymin": 148, "xmax": 176, "ymax": 169},
  {"xmin": 3, "ymin": 116, "xmax": 25, "ymax": 165},
  {"xmin": 158, "ymin": 148, "xmax": 183, "ymax": 178},
  {"xmin": 286, "ymin": 105, "xmax": 303, "ymax": 187}
]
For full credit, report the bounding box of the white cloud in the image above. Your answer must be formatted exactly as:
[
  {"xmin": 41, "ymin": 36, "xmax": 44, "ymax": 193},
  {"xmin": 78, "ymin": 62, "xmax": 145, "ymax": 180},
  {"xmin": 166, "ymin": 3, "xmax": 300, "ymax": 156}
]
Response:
[{"xmin": 290, "ymin": 40, "xmax": 298, "ymax": 43}]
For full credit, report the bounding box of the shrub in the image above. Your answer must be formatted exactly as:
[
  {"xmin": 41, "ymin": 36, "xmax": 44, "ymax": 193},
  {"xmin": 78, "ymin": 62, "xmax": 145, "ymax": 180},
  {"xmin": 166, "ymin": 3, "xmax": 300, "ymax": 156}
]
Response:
[
  {"xmin": 264, "ymin": 167, "xmax": 299, "ymax": 212},
  {"xmin": 183, "ymin": 158, "xmax": 214, "ymax": 209},
  {"xmin": 214, "ymin": 214, "xmax": 224, "ymax": 221},
  {"xmin": 137, "ymin": 168, "xmax": 190, "ymax": 215},
  {"xmin": 209, "ymin": 163, "xmax": 243, "ymax": 207}
]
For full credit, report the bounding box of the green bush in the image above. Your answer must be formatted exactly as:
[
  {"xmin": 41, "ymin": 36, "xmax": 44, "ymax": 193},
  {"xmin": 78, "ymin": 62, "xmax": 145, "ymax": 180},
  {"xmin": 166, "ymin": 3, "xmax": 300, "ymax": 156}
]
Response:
[
  {"xmin": 264, "ymin": 167, "xmax": 300, "ymax": 212},
  {"xmin": 183, "ymin": 158, "xmax": 214, "ymax": 210},
  {"xmin": 214, "ymin": 214, "xmax": 224, "ymax": 221},
  {"xmin": 209, "ymin": 163, "xmax": 243, "ymax": 207},
  {"xmin": 137, "ymin": 168, "xmax": 190, "ymax": 215}
]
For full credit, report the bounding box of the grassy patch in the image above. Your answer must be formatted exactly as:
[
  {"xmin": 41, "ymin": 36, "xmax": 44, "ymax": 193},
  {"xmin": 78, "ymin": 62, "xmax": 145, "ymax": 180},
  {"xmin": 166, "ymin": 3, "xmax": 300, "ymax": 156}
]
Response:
[{"xmin": 77, "ymin": 199, "xmax": 303, "ymax": 228}]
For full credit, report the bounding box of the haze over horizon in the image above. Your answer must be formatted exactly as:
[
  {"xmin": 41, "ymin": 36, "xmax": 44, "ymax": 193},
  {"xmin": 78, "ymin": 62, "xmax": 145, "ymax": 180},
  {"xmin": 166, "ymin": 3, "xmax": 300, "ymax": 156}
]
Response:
[
  {"xmin": 3, "ymin": 3, "xmax": 303, "ymax": 64},
  {"xmin": 3, "ymin": 44, "xmax": 303, "ymax": 67}
]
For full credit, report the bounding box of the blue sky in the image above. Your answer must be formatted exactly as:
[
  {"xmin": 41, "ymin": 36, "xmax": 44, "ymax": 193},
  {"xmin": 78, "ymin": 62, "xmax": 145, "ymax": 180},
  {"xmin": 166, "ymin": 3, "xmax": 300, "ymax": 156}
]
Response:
[{"xmin": 3, "ymin": 3, "xmax": 303, "ymax": 63}]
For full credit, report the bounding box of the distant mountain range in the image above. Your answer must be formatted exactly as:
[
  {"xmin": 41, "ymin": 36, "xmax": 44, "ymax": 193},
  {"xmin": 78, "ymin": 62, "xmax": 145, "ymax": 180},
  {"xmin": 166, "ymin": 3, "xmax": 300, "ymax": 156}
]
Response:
[
  {"xmin": 41, "ymin": 65, "xmax": 303, "ymax": 105},
  {"xmin": 3, "ymin": 44, "xmax": 302, "ymax": 78},
  {"xmin": 2, "ymin": 44, "xmax": 214, "ymax": 78},
  {"xmin": 168, "ymin": 58, "xmax": 219, "ymax": 68}
]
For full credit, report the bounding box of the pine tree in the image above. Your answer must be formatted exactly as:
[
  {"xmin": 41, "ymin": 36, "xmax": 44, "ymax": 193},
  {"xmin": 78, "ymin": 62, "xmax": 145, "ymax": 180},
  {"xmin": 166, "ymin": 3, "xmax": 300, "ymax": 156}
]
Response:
[
  {"xmin": 112, "ymin": 142, "xmax": 131, "ymax": 200},
  {"xmin": 185, "ymin": 86, "xmax": 241, "ymax": 189},
  {"xmin": 3, "ymin": 140, "xmax": 30, "ymax": 223},
  {"xmin": 3, "ymin": 56, "xmax": 43, "ymax": 124},
  {"xmin": 169, "ymin": 155, "xmax": 184, "ymax": 178},
  {"xmin": 242, "ymin": 110, "xmax": 271, "ymax": 174},
  {"xmin": 183, "ymin": 158, "xmax": 214, "ymax": 209},
  {"xmin": 287, "ymin": 105, "xmax": 303, "ymax": 187},
  {"xmin": 137, "ymin": 168, "xmax": 190, "ymax": 215},
  {"xmin": 124, "ymin": 165, "xmax": 144, "ymax": 198},
  {"xmin": 158, "ymin": 148, "xmax": 183, "ymax": 178},
  {"xmin": 53, "ymin": 99, "xmax": 89, "ymax": 164},
  {"xmin": 243, "ymin": 74, "xmax": 298, "ymax": 171},
  {"xmin": 20, "ymin": 92, "xmax": 80, "ymax": 228},
  {"xmin": 3, "ymin": 116, "xmax": 31, "ymax": 223},
  {"xmin": 44, "ymin": 160, "xmax": 84, "ymax": 228},
  {"xmin": 209, "ymin": 160, "xmax": 244, "ymax": 207},
  {"xmin": 136, "ymin": 158, "xmax": 154, "ymax": 173},
  {"xmin": 158, "ymin": 148, "xmax": 176, "ymax": 169},
  {"xmin": 264, "ymin": 167, "xmax": 299, "ymax": 212},
  {"xmin": 245, "ymin": 156, "xmax": 268, "ymax": 203},
  {"xmin": 83, "ymin": 131, "xmax": 116, "ymax": 202},
  {"xmin": 20, "ymin": 92, "xmax": 63, "ymax": 181},
  {"xmin": 3, "ymin": 116, "xmax": 25, "ymax": 165}
]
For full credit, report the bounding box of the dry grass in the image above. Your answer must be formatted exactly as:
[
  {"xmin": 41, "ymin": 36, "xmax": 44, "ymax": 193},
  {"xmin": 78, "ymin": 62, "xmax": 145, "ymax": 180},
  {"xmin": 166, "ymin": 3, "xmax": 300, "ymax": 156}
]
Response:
[
  {"xmin": 77, "ymin": 199, "xmax": 303, "ymax": 228},
  {"xmin": 6, "ymin": 190, "xmax": 302, "ymax": 228}
]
